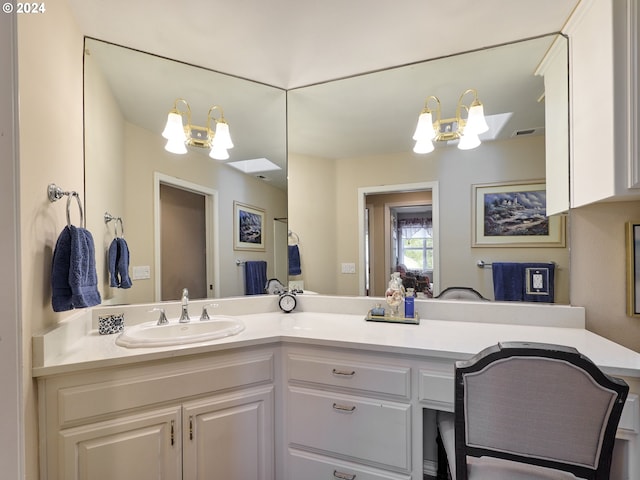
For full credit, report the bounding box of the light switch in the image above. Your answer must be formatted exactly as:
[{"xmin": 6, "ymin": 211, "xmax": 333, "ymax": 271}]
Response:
[
  {"xmin": 341, "ymin": 263, "xmax": 356, "ymax": 274},
  {"xmin": 132, "ymin": 265, "xmax": 151, "ymax": 280}
]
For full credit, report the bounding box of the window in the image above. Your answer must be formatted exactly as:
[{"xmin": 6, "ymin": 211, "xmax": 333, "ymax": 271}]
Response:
[{"xmin": 398, "ymin": 217, "xmax": 433, "ymax": 271}]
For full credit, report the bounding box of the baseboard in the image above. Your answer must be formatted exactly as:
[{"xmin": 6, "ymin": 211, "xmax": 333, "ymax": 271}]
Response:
[{"xmin": 423, "ymin": 459, "xmax": 437, "ymax": 477}]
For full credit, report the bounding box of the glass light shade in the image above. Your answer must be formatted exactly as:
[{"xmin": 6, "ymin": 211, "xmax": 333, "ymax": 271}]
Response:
[
  {"xmin": 412, "ymin": 111, "xmax": 436, "ymax": 141},
  {"xmin": 209, "ymin": 144, "xmax": 229, "ymax": 160},
  {"xmin": 162, "ymin": 112, "xmax": 187, "ymax": 141},
  {"xmin": 413, "ymin": 138, "xmax": 435, "ymax": 154},
  {"xmin": 214, "ymin": 121, "xmax": 234, "ymax": 149},
  {"xmin": 165, "ymin": 137, "xmax": 187, "ymax": 154},
  {"xmin": 465, "ymin": 103, "xmax": 489, "ymax": 135},
  {"xmin": 458, "ymin": 132, "xmax": 481, "ymax": 150}
]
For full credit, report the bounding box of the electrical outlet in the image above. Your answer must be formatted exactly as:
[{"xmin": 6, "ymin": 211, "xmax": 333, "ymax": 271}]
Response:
[{"xmin": 341, "ymin": 262, "xmax": 356, "ymax": 274}]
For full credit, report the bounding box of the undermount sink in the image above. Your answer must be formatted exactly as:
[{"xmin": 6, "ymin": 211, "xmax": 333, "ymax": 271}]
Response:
[{"xmin": 115, "ymin": 316, "xmax": 245, "ymax": 348}]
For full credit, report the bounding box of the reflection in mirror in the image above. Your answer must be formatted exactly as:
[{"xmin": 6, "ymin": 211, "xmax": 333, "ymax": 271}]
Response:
[
  {"xmin": 83, "ymin": 38, "xmax": 288, "ymax": 304},
  {"xmin": 288, "ymin": 34, "xmax": 570, "ymax": 304}
]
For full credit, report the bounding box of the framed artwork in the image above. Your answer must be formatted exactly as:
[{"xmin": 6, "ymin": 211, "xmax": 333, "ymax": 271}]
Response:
[
  {"xmin": 233, "ymin": 201, "xmax": 265, "ymax": 251},
  {"xmin": 626, "ymin": 221, "xmax": 640, "ymax": 317},
  {"xmin": 472, "ymin": 181, "xmax": 565, "ymax": 247}
]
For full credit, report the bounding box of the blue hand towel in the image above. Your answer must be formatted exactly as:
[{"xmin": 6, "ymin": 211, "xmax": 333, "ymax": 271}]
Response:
[
  {"xmin": 108, "ymin": 239, "xmax": 119, "ymax": 287},
  {"xmin": 288, "ymin": 245, "xmax": 302, "ymax": 276},
  {"xmin": 244, "ymin": 261, "xmax": 267, "ymax": 295},
  {"xmin": 116, "ymin": 238, "xmax": 132, "ymax": 289},
  {"xmin": 492, "ymin": 262, "xmax": 555, "ymax": 303},
  {"xmin": 51, "ymin": 225, "xmax": 102, "ymax": 312},
  {"xmin": 109, "ymin": 238, "xmax": 133, "ymax": 289},
  {"xmin": 492, "ymin": 262, "xmax": 524, "ymax": 301}
]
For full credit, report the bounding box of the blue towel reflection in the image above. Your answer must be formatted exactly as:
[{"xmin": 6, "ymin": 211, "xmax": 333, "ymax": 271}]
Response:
[
  {"xmin": 492, "ymin": 262, "xmax": 555, "ymax": 303},
  {"xmin": 288, "ymin": 245, "xmax": 301, "ymax": 276},
  {"xmin": 245, "ymin": 261, "xmax": 267, "ymax": 295}
]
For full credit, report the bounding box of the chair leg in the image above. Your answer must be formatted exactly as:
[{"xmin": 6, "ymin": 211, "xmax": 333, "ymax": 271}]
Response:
[{"xmin": 436, "ymin": 430, "xmax": 450, "ymax": 480}]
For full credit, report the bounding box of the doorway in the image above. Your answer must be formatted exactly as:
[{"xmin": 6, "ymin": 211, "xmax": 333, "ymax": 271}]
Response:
[
  {"xmin": 154, "ymin": 173, "xmax": 219, "ymax": 301},
  {"xmin": 358, "ymin": 182, "xmax": 439, "ymax": 296}
]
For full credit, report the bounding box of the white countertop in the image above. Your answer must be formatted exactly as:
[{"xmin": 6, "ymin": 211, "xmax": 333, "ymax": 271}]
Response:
[{"xmin": 32, "ymin": 295, "xmax": 640, "ymax": 379}]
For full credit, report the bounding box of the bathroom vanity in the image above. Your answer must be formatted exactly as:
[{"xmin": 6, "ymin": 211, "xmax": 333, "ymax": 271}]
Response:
[{"xmin": 33, "ymin": 296, "xmax": 640, "ymax": 480}]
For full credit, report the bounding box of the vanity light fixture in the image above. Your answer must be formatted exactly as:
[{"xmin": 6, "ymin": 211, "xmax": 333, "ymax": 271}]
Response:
[
  {"xmin": 162, "ymin": 98, "xmax": 234, "ymax": 160},
  {"xmin": 412, "ymin": 88, "xmax": 489, "ymax": 154}
]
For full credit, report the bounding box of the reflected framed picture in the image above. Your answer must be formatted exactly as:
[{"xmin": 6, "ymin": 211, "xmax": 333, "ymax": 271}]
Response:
[
  {"xmin": 472, "ymin": 181, "xmax": 565, "ymax": 247},
  {"xmin": 626, "ymin": 221, "xmax": 640, "ymax": 317},
  {"xmin": 233, "ymin": 201, "xmax": 265, "ymax": 251}
]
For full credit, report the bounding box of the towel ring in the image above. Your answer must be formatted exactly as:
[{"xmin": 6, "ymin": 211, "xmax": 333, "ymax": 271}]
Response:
[
  {"xmin": 66, "ymin": 192, "xmax": 84, "ymax": 227},
  {"xmin": 115, "ymin": 217, "xmax": 124, "ymax": 237},
  {"xmin": 104, "ymin": 212, "xmax": 125, "ymax": 237},
  {"xmin": 288, "ymin": 230, "xmax": 300, "ymax": 245}
]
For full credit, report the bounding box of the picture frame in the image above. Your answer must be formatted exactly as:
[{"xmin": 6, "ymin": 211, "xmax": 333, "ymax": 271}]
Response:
[
  {"xmin": 626, "ymin": 221, "xmax": 640, "ymax": 317},
  {"xmin": 233, "ymin": 201, "xmax": 265, "ymax": 251},
  {"xmin": 472, "ymin": 181, "xmax": 565, "ymax": 247}
]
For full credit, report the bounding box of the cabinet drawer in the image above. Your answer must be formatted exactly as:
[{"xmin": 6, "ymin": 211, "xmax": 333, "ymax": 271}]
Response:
[
  {"xmin": 288, "ymin": 387, "xmax": 411, "ymax": 471},
  {"xmin": 287, "ymin": 352, "xmax": 410, "ymax": 398},
  {"xmin": 56, "ymin": 353, "xmax": 274, "ymax": 427},
  {"xmin": 288, "ymin": 448, "xmax": 411, "ymax": 480},
  {"xmin": 418, "ymin": 368, "xmax": 454, "ymax": 410}
]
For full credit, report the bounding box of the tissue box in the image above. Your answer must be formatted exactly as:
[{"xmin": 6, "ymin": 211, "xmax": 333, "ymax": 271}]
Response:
[{"xmin": 98, "ymin": 313, "xmax": 125, "ymax": 335}]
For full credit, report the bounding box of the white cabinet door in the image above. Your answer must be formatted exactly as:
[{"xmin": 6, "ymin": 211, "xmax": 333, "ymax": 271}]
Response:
[
  {"xmin": 182, "ymin": 386, "xmax": 275, "ymax": 480},
  {"xmin": 538, "ymin": 36, "xmax": 569, "ymax": 216},
  {"xmin": 59, "ymin": 406, "xmax": 182, "ymax": 480}
]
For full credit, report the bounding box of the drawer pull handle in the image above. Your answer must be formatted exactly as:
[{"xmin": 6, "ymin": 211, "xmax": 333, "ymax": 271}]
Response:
[
  {"xmin": 332, "ymin": 368, "xmax": 355, "ymax": 377},
  {"xmin": 333, "ymin": 471, "xmax": 356, "ymax": 480},
  {"xmin": 332, "ymin": 403, "xmax": 356, "ymax": 412}
]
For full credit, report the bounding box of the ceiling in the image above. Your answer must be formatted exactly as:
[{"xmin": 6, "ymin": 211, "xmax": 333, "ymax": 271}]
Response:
[
  {"xmin": 71, "ymin": 0, "xmax": 581, "ymax": 190},
  {"xmin": 68, "ymin": 0, "xmax": 579, "ymax": 90}
]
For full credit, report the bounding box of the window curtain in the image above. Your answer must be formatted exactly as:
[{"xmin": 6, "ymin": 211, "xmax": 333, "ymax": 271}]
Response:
[{"xmin": 398, "ymin": 217, "xmax": 432, "ymax": 238}]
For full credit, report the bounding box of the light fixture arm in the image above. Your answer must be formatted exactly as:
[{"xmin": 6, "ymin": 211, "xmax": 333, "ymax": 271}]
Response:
[
  {"xmin": 454, "ymin": 88, "xmax": 479, "ymax": 121},
  {"xmin": 171, "ymin": 98, "xmax": 192, "ymax": 126},
  {"xmin": 206, "ymin": 105, "xmax": 226, "ymax": 130}
]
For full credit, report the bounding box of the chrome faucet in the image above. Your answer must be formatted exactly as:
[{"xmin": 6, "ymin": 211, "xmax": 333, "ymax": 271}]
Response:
[{"xmin": 179, "ymin": 288, "xmax": 190, "ymax": 323}]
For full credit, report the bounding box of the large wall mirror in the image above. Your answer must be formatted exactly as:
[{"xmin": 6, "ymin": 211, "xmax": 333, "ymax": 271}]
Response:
[
  {"xmin": 84, "ymin": 38, "xmax": 288, "ymax": 304},
  {"xmin": 287, "ymin": 34, "xmax": 571, "ymax": 304}
]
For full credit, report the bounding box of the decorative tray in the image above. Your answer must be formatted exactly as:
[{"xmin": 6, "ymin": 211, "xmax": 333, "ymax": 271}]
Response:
[{"xmin": 365, "ymin": 311, "xmax": 420, "ymax": 325}]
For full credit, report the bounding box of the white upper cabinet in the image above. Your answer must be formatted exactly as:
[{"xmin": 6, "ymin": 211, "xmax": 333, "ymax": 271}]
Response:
[{"xmin": 565, "ymin": 0, "xmax": 640, "ymax": 207}]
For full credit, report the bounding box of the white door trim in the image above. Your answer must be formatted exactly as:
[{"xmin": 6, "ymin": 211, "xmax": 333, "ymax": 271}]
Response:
[
  {"xmin": 357, "ymin": 181, "xmax": 439, "ymax": 296},
  {"xmin": 153, "ymin": 172, "xmax": 220, "ymax": 301}
]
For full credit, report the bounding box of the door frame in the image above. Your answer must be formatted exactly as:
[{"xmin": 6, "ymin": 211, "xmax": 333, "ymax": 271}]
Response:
[
  {"xmin": 357, "ymin": 181, "xmax": 439, "ymax": 296},
  {"xmin": 153, "ymin": 172, "xmax": 220, "ymax": 301}
]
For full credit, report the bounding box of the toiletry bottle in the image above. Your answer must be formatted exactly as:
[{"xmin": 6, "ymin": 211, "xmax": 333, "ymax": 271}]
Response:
[{"xmin": 404, "ymin": 290, "xmax": 415, "ymax": 318}]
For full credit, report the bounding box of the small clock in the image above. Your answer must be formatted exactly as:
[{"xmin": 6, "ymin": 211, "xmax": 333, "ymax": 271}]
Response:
[{"xmin": 278, "ymin": 292, "xmax": 297, "ymax": 313}]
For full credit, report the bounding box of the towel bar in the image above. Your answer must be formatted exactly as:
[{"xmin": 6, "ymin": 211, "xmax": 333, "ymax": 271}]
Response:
[{"xmin": 477, "ymin": 260, "xmax": 559, "ymax": 269}]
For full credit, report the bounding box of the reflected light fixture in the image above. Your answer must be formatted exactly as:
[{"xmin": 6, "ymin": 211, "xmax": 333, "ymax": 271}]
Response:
[
  {"xmin": 162, "ymin": 98, "xmax": 234, "ymax": 160},
  {"xmin": 412, "ymin": 88, "xmax": 489, "ymax": 154}
]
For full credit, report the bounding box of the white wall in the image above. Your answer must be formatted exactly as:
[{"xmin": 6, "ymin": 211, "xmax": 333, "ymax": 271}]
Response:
[
  {"xmin": 17, "ymin": 2, "xmax": 85, "ymax": 478},
  {"xmin": 288, "ymin": 152, "xmax": 338, "ymax": 294},
  {"xmin": 84, "ymin": 46, "xmax": 127, "ymax": 303}
]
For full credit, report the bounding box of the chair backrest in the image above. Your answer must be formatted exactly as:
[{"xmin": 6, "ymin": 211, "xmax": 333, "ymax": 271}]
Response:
[
  {"xmin": 454, "ymin": 342, "xmax": 628, "ymax": 480},
  {"xmin": 436, "ymin": 286, "xmax": 488, "ymax": 301}
]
